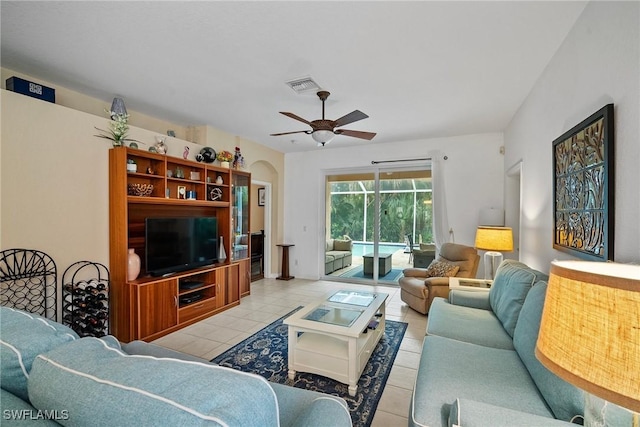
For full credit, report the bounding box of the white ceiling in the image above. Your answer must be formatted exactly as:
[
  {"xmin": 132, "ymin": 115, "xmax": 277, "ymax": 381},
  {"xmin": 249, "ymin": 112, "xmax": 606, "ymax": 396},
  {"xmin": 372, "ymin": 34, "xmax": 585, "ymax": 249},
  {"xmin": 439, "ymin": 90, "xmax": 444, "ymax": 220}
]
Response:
[{"xmin": 1, "ymin": 1, "xmax": 587, "ymax": 153}]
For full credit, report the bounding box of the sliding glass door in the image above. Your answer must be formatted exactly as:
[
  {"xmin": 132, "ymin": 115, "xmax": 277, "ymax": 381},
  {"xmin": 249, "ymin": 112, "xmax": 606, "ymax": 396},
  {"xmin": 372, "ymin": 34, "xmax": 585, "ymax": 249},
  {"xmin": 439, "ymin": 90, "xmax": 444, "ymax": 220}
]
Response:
[{"xmin": 324, "ymin": 166, "xmax": 432, "ymax": 285}]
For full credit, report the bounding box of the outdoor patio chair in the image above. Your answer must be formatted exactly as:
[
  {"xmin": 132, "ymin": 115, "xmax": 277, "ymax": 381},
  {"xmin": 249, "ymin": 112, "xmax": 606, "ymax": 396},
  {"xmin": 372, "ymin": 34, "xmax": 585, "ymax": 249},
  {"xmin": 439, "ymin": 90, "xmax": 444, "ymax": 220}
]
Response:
[
  {"xmin": 404, "ymin": 234, "xmax": 414, "ymax": 264},
  {"xmin": 398, "ymin": 242, "xmax": 479, "ymax": 314}
]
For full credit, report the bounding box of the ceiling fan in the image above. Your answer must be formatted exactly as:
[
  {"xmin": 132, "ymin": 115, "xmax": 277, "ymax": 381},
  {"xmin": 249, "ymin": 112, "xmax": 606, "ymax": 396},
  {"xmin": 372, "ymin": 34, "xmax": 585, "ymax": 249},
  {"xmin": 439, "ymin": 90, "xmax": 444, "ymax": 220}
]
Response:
[{"xmin": 270, "ymin": 91, "xmax": 376, "ymax": 146}]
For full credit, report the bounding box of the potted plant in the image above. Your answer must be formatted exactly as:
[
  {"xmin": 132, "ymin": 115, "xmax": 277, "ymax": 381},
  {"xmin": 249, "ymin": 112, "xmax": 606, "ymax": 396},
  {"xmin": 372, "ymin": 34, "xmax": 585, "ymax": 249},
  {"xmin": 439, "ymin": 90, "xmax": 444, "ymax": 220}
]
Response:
[
  {"xmin": 216, "ymin": 150, "xmax": 233, "ymax": 168},
  {"xmin": 94, "ymin": 109, "xmax": 140, "ymax": 147}
]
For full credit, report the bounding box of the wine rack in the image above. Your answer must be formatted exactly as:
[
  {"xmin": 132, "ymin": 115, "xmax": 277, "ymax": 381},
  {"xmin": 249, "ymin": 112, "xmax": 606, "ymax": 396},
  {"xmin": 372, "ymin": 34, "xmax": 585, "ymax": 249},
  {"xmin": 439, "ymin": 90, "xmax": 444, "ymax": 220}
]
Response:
[
  {"xmin": 0, "ymin": 248, "xmax": 58, "ymax": 321},
  {"xmin": 62, "ymin": 261, "xmax": 110, "ymax": 337}
]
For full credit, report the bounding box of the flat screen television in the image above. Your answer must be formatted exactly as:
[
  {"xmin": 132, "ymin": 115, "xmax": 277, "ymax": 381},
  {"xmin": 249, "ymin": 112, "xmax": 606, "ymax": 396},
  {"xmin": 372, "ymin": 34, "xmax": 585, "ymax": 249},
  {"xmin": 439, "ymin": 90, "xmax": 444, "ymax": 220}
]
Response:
[{"xmin": 145, "ymin": 217, "xmax": 218, "ymax": 276}]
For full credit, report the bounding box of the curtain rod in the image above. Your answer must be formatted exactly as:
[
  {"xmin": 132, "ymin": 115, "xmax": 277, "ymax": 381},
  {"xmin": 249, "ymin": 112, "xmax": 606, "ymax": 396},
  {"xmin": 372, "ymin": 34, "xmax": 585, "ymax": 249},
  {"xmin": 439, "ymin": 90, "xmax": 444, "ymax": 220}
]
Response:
[{"xmin": 371, "ymin": 155, "xmax": 447, "ymax": 165}]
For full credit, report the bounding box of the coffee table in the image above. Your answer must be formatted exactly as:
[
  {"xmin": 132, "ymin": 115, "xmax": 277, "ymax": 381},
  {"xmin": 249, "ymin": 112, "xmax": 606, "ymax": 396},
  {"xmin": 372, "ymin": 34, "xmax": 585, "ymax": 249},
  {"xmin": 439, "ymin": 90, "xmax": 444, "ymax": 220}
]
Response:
[
  {"xmin": 362, "ymin": 252, "xmax": 393, "ymax": 276},
  {"xmin": 284, "ymin": 290, "xmax": 388, "ymax": 396}
]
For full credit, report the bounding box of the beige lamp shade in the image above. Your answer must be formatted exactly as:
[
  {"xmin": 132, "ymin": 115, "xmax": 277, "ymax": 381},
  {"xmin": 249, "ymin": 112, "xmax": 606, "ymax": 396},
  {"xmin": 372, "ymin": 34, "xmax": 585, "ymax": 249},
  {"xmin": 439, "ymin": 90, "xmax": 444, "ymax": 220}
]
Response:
[
  {"xmin": 536, "ymin": 260, "xmax": 640, "ymax": 413},
  {"xmin": 474, "ymin": 226, "xmax": 513, "ymax": 252}
]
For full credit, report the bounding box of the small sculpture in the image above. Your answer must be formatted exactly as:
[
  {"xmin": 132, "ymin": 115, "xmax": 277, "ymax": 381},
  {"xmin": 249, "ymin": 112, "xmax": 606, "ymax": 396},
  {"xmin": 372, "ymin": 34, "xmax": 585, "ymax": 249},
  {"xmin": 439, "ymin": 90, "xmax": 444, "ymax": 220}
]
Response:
[
  {"xmin": 200, "ymin": 147, "xmax": 216, "ymax": 163},
  {"xmin": 233, "ymin": 146, "xmax": 245, "ymax": 169},
  {"xmin": 210, "ymin": 187, "xmax": 223, "ymax": 201},
  {"xmin": 153, "ymin": 136, "xmax": 167, "ymax": 154},
  {"xmin": 183, "ymin": 146, "xmax": 189, "ymax": 160}
]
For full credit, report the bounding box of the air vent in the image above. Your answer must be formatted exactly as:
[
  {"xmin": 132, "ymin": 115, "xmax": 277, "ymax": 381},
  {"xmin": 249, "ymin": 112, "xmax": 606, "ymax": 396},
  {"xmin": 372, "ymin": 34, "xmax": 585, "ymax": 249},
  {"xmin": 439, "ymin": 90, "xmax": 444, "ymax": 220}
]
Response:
[{"xmin": 285, "ymin": 76, "xmax": 321, "ymax": 94}]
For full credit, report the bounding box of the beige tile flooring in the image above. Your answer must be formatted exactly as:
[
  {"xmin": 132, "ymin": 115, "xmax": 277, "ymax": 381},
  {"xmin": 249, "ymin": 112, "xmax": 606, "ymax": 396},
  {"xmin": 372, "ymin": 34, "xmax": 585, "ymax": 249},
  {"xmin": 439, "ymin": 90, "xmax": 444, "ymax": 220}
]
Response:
[{"xmin": 153, "ymin": 277, "xmax": 426, "ymax": 426}]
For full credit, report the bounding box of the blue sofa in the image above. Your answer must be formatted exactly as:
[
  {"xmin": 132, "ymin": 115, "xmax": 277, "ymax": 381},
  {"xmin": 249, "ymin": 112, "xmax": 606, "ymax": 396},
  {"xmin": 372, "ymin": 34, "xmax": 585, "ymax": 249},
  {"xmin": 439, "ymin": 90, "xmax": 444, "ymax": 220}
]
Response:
[
  {"xmin": 0, "ymin": 307, "xmax": 352, "ymax": 426},
  {"xmin": 410, "ymin": 260, "xmax": 585, "ymax": 427}
]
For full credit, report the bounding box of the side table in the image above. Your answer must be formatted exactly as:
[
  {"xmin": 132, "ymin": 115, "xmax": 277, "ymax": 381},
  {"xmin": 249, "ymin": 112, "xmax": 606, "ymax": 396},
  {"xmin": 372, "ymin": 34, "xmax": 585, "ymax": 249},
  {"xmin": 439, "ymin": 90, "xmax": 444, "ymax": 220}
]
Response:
[
  {"xmin": 276, "ymin": 244, "xmax": 295, "ymax": 281},
  {"xmin": 449, "ymin": 277, "xmax": 492, "ymax": 291}
]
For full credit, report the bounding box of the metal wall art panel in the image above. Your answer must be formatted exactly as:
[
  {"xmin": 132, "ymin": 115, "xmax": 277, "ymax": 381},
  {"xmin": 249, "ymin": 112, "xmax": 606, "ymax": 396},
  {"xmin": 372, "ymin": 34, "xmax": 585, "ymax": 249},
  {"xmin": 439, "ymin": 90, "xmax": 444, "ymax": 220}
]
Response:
[{"xmin": 552, "ymin": 104, "xmax": 614, "ymax": 261}]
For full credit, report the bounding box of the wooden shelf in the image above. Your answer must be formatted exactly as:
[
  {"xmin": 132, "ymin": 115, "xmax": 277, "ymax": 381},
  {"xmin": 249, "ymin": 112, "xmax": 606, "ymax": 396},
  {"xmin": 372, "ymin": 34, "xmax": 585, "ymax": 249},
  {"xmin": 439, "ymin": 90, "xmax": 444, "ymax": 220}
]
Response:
[
  {"xmin": 179, "ymin": 283, "xmax": 215, "ymax": 296},
  {"xmin": 109, "ymin": 146, "xmax": 250, "ymax": 342},
  {"xmin": 127, "ymin": 196, "xmax": 229, "ymax": 207}
]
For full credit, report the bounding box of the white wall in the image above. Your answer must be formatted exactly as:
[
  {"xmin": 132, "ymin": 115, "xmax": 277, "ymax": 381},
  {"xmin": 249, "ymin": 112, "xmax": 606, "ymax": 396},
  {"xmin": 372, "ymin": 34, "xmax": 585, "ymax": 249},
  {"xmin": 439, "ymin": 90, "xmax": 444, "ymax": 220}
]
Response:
[
  {"xmin": 0, "ymin": 89, "xmax": 285, "ymax": 282},
  {"xmin": 504, "ymin": 1, "xmax": 640, "ymax": 271},
  {"xmin": 284, "ymin": 133, "xmax": 504, "ymax": 280}
]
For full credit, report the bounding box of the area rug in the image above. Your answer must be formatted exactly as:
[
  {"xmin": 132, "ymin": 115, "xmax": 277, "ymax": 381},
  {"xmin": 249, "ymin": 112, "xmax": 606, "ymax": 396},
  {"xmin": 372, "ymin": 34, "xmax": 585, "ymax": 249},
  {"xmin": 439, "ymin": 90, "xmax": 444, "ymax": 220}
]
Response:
[
  {"xmin": 212, "ymin": 307, "xmax": 408, "ymax": 427},
  {"xmin": 337, "ymin": 266, "xmax": 405, "ymax": 282}
]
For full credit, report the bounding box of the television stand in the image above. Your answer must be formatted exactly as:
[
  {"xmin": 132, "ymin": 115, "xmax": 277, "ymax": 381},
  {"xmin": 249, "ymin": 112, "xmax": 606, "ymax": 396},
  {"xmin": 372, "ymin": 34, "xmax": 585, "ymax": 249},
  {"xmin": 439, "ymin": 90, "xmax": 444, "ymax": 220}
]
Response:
[{"xmin": 180, "ymin": 280, "xmax": 205, "ymax": 290}]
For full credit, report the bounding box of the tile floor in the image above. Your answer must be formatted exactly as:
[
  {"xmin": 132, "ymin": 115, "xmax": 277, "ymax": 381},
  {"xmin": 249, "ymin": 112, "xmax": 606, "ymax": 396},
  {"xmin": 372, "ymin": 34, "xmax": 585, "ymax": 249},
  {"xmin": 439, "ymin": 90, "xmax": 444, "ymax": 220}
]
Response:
[{"xmin": 153, "ymin": 277, "xmax": 426, "ymax": 426}]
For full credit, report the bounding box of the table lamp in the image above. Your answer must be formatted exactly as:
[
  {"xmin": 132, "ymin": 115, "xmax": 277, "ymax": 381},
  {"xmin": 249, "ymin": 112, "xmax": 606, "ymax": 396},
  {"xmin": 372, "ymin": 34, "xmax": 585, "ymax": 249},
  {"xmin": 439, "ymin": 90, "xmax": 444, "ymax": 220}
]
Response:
[
  {"xmin": 474, "ymin": 226, "xmax": 513, "ymax": 280},
  {"xmin": 536, "ymin": 260, "xmax": 640, "ymax": 426}
]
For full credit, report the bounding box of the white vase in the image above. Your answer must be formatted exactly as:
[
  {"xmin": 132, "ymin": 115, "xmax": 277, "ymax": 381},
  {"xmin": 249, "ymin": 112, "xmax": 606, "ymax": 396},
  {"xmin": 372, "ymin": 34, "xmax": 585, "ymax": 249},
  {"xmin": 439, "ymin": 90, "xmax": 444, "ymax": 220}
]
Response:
[
  {"xmin": 219, "ymin": 240, "xmax": 227, "ymax": 262},
  {"xmin": 220, "ymin": 161, "xmax": 230, "ymax": 169},
  {"xmin": 127, "ymin": 248, "xmax": 140, "ymax": 281}
]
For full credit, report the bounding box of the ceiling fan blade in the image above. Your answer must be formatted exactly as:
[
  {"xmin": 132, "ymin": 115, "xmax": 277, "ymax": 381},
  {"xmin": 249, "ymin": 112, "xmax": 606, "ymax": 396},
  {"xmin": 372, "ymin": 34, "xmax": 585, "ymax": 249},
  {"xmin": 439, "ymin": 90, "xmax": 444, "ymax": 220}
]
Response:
[
  {"xmin": 334, "ymin": 129, "xmax": 377, "ymax": 140},
  {"xmin": 334, "ymin": 110, "xmax": 369, "ymax": 127},
  {"xmin": 280, "ymin": 112, "xmax": 311, "ymax": 125},
  {"xmin": 270, "ymin": 130, "xmax": 310, "ymax": 136}
]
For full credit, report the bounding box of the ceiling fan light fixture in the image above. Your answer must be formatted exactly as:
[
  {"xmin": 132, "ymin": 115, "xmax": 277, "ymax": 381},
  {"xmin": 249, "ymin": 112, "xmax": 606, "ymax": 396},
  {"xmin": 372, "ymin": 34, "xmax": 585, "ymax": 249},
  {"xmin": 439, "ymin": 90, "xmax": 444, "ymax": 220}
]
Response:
[{"xmin": 311, "ymin": 130, "xmax": 335, "ymax": 145}]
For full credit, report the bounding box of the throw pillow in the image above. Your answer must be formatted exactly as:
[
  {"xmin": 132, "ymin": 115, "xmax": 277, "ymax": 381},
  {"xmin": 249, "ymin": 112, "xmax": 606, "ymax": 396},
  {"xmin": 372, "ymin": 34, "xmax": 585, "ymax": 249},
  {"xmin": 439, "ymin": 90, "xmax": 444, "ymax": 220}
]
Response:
[{"xmin": 425, "ymin": 260, "xmax": 460, "ymax": 278}]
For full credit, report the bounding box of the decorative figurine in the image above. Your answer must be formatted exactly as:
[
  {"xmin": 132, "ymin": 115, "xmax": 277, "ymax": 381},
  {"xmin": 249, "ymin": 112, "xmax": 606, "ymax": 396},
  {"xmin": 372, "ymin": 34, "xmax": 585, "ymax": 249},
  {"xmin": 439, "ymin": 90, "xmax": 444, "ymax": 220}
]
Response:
[
  {"xmin": 233, "ymin": 146, "xmax": 245, "ymax": 169},
  {"xmin": 210, "ymin": 187, "xmax": 222, "ymax": 201},
  {"xmin": 199, "ymin": 147, "xmax": 216, "ymax": 163},
  {"xmin": 153, "ymin": 136, "xmax": 167, "ymax": 154},
  {"xmin": 183, "ymin": 146, "xmax": 189, "ymax": 160}
]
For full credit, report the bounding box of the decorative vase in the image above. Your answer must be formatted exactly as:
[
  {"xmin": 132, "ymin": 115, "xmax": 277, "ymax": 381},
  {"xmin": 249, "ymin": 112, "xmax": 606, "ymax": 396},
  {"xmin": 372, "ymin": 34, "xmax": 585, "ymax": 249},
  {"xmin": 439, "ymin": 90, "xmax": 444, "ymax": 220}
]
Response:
[
  {"xmin": 127, "ymin": 248, "xmax": 140, "ymax": 281},
  {"xmin": 219, "ymin": 240, "xmax": 227, "ymax": 262},
  {"xmin": 220, "ymin": 161, "xmax": 230, "ymax": 169}
]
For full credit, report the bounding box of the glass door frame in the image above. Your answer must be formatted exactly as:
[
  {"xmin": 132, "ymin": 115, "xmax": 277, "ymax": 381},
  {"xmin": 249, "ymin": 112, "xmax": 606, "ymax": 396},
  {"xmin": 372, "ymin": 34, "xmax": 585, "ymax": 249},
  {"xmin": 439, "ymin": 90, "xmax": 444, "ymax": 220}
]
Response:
[{"xmin": 322, "ymin": 162, "xmax": 432, "ymax": 285}]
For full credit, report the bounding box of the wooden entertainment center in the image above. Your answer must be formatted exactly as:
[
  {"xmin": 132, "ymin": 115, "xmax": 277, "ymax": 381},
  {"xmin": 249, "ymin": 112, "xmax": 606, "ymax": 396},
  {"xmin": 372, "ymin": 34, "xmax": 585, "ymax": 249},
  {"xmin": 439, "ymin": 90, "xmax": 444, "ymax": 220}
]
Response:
[{"xmin": 109, "ymin": 147, "xmax": 251, "ymax": 343}]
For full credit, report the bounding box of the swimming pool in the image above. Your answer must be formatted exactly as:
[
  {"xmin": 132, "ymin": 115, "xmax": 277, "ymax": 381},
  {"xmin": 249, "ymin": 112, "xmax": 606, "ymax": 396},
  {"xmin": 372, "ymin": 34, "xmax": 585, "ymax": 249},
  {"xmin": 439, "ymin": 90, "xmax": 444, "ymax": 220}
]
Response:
[{"xmin": 351, "ymin": 242, "xmax": 406, "ymax": 257}]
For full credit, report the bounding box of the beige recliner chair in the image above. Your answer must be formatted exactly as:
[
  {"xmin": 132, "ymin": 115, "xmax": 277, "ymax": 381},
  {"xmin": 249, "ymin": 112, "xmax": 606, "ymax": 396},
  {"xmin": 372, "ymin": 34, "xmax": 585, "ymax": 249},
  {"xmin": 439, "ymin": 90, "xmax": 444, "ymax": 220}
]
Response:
[{"xmin": 399, "ymin": 242, "xmax": 480, "ymax": 314}]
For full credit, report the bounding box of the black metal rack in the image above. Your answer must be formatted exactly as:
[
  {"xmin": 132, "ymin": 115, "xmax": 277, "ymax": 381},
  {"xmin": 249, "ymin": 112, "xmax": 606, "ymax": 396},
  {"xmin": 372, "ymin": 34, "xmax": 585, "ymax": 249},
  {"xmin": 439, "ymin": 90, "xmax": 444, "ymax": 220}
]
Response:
[
  {"xmin": 62, "ymin": 261, "xmax": 110, "ymax": 337},
  {"xmin": 0, "ymin": 248, "xmax": 57, "ymax": 320}
]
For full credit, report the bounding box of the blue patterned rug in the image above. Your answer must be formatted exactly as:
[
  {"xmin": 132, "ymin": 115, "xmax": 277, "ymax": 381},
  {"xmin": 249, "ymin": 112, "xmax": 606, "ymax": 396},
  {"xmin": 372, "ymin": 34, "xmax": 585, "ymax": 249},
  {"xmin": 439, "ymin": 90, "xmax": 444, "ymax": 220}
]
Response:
[{"xmin": 212, "ymin": 307, "xmax": 407, "ymax": 427}]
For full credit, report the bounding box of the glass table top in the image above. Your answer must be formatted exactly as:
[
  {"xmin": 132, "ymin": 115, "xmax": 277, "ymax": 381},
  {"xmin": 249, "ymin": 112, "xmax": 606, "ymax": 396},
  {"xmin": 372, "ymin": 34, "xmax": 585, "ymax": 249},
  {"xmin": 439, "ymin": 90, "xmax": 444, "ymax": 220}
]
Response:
[
  {"xmin": 303, "ymin": 304, "xmax": 364, "ymax": 327},
  {"xmin": 327, "ymin": 290, "xmax": 377, "ymax": 307}
]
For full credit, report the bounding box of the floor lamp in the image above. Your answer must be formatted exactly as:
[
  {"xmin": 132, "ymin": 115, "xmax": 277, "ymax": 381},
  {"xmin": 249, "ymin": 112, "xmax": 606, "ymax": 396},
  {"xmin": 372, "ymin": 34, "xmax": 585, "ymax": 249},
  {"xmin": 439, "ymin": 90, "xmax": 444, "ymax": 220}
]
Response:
[
  {"xmin": 536, "ymin": 260, "xmax": 640, "ymax": 426},
  {"xmin": 474, "ymin": 226, "xmax": 513, "ymax": 280}
]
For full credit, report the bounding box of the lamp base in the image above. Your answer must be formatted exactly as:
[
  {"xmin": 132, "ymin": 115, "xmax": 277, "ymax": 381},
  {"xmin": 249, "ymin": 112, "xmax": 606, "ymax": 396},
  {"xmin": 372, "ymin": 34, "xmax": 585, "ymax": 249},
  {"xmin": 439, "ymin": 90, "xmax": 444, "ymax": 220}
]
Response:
[
  {"xmin": 584, "ymin": 394, "xmax": 638, "ymax": 427},
  {"xmin": 483, "ymin": 251, "xmax": 503, "ymax": 280}
]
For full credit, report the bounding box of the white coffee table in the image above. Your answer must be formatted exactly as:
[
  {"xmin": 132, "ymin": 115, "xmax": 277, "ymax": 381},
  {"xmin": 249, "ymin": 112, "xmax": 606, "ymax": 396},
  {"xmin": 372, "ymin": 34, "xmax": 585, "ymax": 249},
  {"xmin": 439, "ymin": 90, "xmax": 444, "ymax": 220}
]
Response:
[{"xmin": 284, "ymin": 290, "xmax": 388, "ymax": 396}]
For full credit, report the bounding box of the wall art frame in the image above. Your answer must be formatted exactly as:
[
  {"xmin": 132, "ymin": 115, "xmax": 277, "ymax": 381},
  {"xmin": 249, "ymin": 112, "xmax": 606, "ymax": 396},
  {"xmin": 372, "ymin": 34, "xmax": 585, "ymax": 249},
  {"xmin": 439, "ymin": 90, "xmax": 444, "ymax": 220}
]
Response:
[
  {"xmin": 258, "ymin": 188, "xmax": 266, "ymax": 206},
  {"xmin": 552, "ymin": 103, "xmax": 614, "ymax": 261}
]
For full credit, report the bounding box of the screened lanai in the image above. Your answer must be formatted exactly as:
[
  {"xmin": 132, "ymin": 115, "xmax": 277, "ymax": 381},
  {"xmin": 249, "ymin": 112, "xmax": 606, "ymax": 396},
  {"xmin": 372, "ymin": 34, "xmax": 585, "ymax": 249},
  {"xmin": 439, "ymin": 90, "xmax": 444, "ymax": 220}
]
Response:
[{"xmin": 325, "ymin": 169, "xmax": 433, "ymax": 284}]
